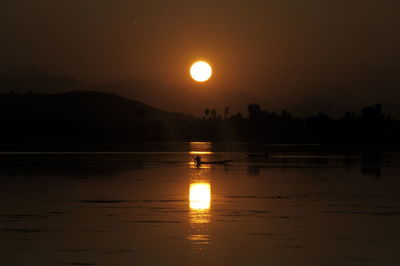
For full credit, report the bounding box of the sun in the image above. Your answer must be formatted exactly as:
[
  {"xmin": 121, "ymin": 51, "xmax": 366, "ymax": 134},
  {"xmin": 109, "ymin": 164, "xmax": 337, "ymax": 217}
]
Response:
[{"xmin": 190, "ymin": 61, "xmax": 212, "ymax": 82}]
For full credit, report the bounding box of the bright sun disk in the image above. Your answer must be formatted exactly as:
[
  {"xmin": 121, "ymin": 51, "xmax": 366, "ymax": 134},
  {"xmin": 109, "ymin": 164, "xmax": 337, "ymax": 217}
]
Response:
[{"xmin": 190, "ymin": 61, "xmax": 212, "ymax": 82}]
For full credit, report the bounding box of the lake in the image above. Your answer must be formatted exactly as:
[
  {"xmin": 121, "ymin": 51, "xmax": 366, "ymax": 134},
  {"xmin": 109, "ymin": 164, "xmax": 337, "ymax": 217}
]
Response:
[{"xmin": 1, "ymin": 142, "xmax": 400, "ymax": 266}]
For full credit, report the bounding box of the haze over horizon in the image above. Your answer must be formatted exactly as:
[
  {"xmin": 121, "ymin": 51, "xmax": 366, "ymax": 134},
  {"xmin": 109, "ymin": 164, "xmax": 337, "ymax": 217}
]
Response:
[{"xmin": 1, "ymin": 0, "xmax": 399, "ymax": 116}]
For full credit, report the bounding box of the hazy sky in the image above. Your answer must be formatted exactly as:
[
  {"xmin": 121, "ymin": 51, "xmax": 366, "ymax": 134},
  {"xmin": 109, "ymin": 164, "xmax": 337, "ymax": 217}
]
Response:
[{"xmin": 1, "ymin": 0, "xmax": 399, "ymax": 115}]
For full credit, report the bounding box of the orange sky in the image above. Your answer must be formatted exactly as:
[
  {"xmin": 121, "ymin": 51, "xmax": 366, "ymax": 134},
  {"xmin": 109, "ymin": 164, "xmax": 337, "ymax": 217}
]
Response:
[{"xmin": 1, "ymin": 0, "xmax": 399, "ymax": 115}]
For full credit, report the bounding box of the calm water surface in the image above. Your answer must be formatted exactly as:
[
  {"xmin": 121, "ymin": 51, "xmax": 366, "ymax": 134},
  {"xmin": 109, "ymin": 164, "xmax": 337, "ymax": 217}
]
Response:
[{"xmin": 1, "ymin": 142, "xmax": 400, "ymax": 266}]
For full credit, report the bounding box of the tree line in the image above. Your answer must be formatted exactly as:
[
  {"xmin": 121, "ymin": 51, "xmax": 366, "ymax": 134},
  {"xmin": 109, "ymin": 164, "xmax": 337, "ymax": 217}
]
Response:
[{"xmin": 190, "ymin": 103, "xmax": 399, "ymax": 145}]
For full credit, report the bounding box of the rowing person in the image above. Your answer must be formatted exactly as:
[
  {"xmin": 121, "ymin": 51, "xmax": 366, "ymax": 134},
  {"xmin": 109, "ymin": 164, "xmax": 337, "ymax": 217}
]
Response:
[{"xmin": 193, "ymin": 155, "xmax": 202, "ymax": 166}]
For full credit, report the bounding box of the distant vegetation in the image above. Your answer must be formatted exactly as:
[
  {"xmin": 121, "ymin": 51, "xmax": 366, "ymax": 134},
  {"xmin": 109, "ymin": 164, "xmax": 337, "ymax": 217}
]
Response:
[
  {"xmin": 0, "ymin": 92, "xmax": 399, "ymax": 148},
  {"xmin": 195, "ymin": 103, "xmax": 400, "ymax": 145}
]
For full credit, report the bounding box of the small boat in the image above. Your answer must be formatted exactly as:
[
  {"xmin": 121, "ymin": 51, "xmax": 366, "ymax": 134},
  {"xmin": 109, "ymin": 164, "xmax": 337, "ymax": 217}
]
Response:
[{"xmin": 198, "ymin": 160, "xmax": 233, "ymax": 165}]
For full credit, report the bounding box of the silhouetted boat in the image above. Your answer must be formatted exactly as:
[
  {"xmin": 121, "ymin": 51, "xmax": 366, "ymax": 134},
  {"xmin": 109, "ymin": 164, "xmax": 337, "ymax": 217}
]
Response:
[{"xmin": 198, "ymin": 160, "xmax": 233, "ymax": 165}]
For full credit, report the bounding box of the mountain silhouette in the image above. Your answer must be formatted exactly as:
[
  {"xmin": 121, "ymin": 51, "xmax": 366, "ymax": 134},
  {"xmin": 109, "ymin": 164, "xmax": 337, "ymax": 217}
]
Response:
[{"xmin": 0, "ymin": 91, "xmax": 189, "ymax": 143}]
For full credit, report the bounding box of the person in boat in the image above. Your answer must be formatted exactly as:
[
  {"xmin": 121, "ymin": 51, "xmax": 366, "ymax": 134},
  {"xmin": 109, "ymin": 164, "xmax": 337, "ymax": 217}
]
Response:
[{"xmin": 194, "ymin": 155, "xmax": 202, "ymax": 166}]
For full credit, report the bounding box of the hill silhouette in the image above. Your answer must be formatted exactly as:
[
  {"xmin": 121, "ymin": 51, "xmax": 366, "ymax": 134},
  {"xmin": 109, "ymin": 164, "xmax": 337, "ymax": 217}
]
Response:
[
  {"xmin": 0, "ymin": 91, "xmax": 190, "ymax": 142},
  {"xmin": 0, "ymin": 67, "xmax": 255, "ymax": 116}
]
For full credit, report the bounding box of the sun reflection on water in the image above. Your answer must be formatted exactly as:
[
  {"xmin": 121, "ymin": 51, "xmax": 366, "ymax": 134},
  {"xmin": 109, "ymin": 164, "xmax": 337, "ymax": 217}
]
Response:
[
  {"xmin": 189, "ymin": 182, "xmax": 211, "ymax": 225},
  {"xmin": 188, "ymin": 181, "xmax": 211, "ymax": 247},
  {"xmin": 190, "ymin": 142, "xmax": 212, "ymax": 155},
  {"xmin": 189, "ymin": 183, "xmax": 211, "ymax": 210},
  {"xmin": 188, "ymin": 142, "xmax": 213, "ymax": 250},
  {"xmin": 189, "ymin": 151, "xmax": 213, "ymax": 155}
]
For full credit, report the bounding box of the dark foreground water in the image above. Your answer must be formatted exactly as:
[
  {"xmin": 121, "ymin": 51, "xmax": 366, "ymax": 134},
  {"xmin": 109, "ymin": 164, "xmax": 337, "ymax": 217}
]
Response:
[{"xmin": 1, "ymin": 143, "xmax": 400, "ymax": 266}]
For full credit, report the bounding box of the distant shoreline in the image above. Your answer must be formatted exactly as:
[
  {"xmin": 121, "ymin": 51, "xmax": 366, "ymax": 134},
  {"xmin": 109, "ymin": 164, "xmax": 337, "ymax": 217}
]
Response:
[{"xmin": 0, "ymin": 141, "xmax": 399, "ymax": 154}]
